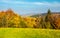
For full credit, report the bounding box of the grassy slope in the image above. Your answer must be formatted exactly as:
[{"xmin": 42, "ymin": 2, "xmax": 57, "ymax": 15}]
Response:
[{"xmin": 0, "ymin": 28, "xmax": 60, "ymax": 38}]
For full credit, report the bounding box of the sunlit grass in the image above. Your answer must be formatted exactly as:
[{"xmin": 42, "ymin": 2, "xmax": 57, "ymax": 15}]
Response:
[{"xmin": 0, "ymin": 28, "xmax": 60, "ymax": 38}]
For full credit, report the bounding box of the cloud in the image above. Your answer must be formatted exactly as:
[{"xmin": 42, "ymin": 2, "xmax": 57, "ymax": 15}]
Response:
[
  {"xmin": 33, "ymin": 2, "xmax": 60, "ymax": 7},
  {"xmin": 0, "ymin": 0, "xmax": 60, "ymax": 7},
  {"xmin": 0, "ymin": 0, "xmax": 43, "ymax": 5}
]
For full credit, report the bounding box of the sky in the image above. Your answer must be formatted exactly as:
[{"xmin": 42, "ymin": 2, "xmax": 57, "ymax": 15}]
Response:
[{"xmin": 0, "ymin": 0, "xmax": 60, "ymax": 16}]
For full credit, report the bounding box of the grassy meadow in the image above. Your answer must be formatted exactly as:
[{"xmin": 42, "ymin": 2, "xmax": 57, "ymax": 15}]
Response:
[{"xmin": 0, "ymin": 28, "xmax": 60, "ymax": 38}]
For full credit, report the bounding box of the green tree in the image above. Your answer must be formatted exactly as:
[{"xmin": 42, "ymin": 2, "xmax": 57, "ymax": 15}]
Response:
[
  {"xmin": 19, "ymin": 20, "xmax": 27, "ymax": 28},
  {"xmin": 45, "ymin": 9, "xmax": 51, "ymax": 22},
  {"xmin": 45, "ymin": 9, "xmax": 55, "ymax": 29}
]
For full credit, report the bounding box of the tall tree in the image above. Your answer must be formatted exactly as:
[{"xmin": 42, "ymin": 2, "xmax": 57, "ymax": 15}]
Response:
[
  {"xmin": 45, "ymin": 9, "xmax": 54, "ymax": 29},
  {"xmin": 45, "ymin": 9, "xmax": 51, "ymax": 22}
]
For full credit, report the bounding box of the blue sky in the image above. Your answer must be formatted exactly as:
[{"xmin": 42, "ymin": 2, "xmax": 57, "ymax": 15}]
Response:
[{"xmin": 0, "ymin": 0, "xmax": 60, "ymax": 16}]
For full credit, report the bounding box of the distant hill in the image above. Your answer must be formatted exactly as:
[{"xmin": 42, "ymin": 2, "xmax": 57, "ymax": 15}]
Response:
[{"xmin": 30, "ymin": 12, "xmax": 60, "ymax": 17}]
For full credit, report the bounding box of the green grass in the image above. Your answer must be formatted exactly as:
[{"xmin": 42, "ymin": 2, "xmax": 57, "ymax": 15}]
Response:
[{"xmin": 0, "ymin": 28, "xmax": 60, "ymax": 38}]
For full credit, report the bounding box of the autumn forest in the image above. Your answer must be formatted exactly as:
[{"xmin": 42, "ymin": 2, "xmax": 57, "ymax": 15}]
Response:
[{"xmin": 0, "ymin": 9, "xmax": 60, "ymax": 29}]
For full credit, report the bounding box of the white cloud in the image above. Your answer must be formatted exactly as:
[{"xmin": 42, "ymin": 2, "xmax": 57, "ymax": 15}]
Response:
[
  {"xmin": 0, "ymin": 0, "xmax": 60, "ymax": 7},
  {"xmin": 33, "ymin": 2, "xmax": 60, "ymax": 7}
]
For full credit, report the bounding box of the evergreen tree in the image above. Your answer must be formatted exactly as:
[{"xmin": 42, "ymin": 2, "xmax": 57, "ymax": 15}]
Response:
[
  {"xmin": 45, "ymin": 9, "xmax": 54, "ymax": 29},
  {"xmin": 45, "ymin": 9, "xmax": 51, "ymax": 22}
]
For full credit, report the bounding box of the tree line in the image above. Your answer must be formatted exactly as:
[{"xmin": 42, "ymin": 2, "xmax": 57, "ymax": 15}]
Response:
[{"xmin": 0, "ymin": 9, "xmax": 60, "ymax": 29}]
